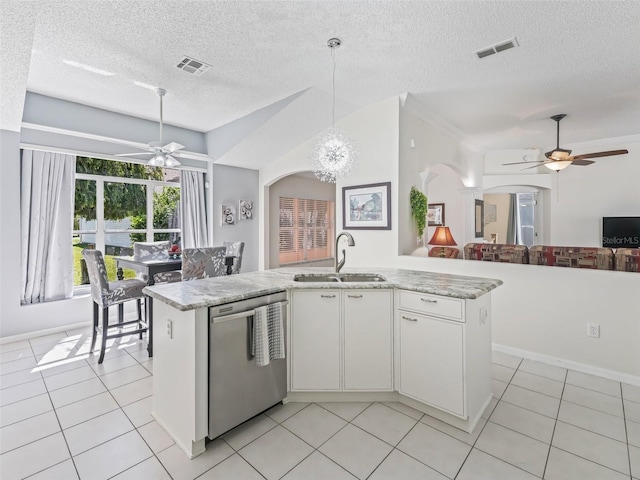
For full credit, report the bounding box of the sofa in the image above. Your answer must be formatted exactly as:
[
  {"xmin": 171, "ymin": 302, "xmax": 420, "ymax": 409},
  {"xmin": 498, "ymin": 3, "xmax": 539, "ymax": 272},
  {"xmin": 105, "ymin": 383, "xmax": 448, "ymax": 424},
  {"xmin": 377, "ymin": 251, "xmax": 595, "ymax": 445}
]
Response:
[{"xmin": 463, "ymin": 243, "xmax": 638, "ymax": 272}]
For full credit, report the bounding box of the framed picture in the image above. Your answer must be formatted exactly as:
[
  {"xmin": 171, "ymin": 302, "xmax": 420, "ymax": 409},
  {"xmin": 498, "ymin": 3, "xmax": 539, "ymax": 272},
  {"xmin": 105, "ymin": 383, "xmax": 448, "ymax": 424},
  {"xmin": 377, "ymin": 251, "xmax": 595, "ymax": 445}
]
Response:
[
  {"xmin": 239, "ymin": 200, "xmax": 253, "ymax": 220},
  {"xmin": 221, "ymin": 204, "xmax": 236, "ymax": 226},
  {"xmin": 342, "ymin": 182, "xmax": 391, "ymax": 230},
  {"xmin": 427, "ymin": 203, "xmax": 445, "ymax": 227},
  {"xmin": 475, "ymin": 199, "xmax": 485, "ymax": 237}
]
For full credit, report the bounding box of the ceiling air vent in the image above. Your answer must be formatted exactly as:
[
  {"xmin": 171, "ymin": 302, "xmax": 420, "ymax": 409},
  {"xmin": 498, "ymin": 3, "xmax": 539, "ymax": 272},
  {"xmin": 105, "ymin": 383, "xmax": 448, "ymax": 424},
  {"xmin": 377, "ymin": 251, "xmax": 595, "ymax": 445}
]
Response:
[
  {"xmin": 175, "ymin": 56, "xmax": 211, "ymax": 76},
  {"xmin": 474, "ymin": 37, "xmax": 519, "ymax": 60}
]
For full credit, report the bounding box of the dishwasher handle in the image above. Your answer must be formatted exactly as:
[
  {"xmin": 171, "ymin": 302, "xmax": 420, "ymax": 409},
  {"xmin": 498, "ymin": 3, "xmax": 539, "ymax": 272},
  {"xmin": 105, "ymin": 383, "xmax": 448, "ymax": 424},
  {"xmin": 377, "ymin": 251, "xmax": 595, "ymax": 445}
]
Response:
[{"xmin": 212, "ymin": 300, "xmax": 289, "ymax": 324}]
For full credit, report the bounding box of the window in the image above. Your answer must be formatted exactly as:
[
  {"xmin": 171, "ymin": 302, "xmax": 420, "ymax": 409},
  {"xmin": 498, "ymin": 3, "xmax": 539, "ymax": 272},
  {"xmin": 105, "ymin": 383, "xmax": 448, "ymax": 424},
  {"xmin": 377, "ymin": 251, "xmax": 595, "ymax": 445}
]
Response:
[
  {"xmin": 73, "ymin": 157, "xmax": 180, "ymax": 285},
  {"xmin": 516, "ymin": 192, "xmax": 536, "ymax": 247},
  {"xmin": 279, "ymin": 197, "xmax": 334, "ymax": 265}
]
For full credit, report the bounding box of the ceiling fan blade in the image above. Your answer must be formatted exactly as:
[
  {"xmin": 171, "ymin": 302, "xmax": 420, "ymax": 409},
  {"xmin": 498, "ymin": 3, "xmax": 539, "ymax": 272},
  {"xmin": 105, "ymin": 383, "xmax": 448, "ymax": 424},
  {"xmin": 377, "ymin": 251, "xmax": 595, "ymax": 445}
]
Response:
[
  {"xmin": 115, "ymin": 152, "xmax": 154, "ymax": 157},
  {"xmin": 570, "ymin": 149, "xmax": 628, "ymax": 161},
  {"xmin": 502, "ymin": 161, "xmax": 545, "ymax": 166},
  {"xmin": 163, "ymin": 142, "xmax": 185, "ymax": 153},
  {"xmin": 571, "ymin": 159, "xmax": 595, "ymax": 166},
  {"xmin": 521, "ymin": 162, "xmax": 547, "ymax": 171}
]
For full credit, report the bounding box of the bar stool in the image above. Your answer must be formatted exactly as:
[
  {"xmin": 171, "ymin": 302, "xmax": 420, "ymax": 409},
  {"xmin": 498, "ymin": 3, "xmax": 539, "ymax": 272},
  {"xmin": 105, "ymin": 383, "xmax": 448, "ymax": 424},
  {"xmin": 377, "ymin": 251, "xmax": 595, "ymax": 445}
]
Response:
[
  {"xmin": 181, "ymin": 246, "xmax": 227, "ymax": 281},
  {"xmin": 82, "ymin": 249, "xmax": 148, "ymax": 364},
  {"xmin": 223, "ymin": 241, "xmax": 245, "ymax": 274}
]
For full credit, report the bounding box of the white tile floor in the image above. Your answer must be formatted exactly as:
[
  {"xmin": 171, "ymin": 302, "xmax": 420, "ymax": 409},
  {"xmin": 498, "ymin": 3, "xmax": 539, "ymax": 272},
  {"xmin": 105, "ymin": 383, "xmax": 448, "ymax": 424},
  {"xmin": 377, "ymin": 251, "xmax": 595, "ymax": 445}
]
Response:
[{"xmin": 1, "ymin": 329, "xmax": 640, "ymax": 479}]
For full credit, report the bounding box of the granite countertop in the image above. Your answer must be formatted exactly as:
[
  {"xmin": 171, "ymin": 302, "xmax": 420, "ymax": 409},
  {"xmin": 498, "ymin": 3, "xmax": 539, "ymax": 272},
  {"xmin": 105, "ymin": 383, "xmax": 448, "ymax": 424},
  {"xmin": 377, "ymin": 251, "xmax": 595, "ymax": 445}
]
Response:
[{"xmin": 143, "ymin": 267, "xmax": 503, "ymax": 311}]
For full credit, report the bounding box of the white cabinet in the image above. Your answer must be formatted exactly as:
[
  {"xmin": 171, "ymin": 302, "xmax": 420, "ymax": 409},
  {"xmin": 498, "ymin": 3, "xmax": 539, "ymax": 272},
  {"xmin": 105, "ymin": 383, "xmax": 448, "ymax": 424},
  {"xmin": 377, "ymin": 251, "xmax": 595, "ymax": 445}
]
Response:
[
  {"xmin": 290, "ymin": 290, "xmax": 341, "ymax": 390},
  {"xmin": 399, "ymin": 310, "xmax": 464, "ymax": 415},
  {"xmin": 290, "ymin": 289, "xmax": 393, "ymax": 392},
  {"xmin": 397, "ymin": 290, "xmax": 492, "ymax": 422},
  {"xmin": 343, "ymin": 290, "xmax": 393, "ymax": 391}
]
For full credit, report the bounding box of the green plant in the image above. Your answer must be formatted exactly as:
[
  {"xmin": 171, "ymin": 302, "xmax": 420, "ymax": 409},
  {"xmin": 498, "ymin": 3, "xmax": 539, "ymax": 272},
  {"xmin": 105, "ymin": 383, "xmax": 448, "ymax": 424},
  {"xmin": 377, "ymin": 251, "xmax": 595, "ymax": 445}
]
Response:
[{"xmin": 410, "ymin": 186, "xmax": 428, "ymax": 237}]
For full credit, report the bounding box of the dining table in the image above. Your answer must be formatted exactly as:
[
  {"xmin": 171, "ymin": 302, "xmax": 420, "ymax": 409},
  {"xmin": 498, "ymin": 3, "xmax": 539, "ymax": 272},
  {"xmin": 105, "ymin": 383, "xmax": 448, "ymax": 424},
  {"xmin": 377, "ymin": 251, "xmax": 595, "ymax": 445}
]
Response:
[
  {"xmin": 114, "ymin": 256, "xmax": 183, "ymax": 357},
  {"xmin": 114, "ymin": 253, "xmax": 237, "ymax": 357}
]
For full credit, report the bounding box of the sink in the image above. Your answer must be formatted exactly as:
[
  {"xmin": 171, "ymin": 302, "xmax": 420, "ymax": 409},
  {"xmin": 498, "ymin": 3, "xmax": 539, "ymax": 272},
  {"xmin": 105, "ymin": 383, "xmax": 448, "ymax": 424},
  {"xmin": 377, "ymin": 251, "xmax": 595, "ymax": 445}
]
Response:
[
  {"xmin": 339, "ymin": 274, "xmax": 387, "ymax": 283},
  {"xmin": 293, "ymin": 274, "xmax": 340, "ymax": 282},
  {"xmin": 293, "ymin": 273, "xmax": 387, "ymax": 283}
]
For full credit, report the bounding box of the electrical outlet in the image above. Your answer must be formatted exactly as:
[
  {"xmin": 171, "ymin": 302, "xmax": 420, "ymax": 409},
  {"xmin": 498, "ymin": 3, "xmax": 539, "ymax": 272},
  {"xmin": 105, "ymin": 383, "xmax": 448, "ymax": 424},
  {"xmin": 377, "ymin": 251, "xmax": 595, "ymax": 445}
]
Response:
[
  {"xmin": 587, "ymin": 323, "xmax": 600, "ymax": 338},
  {"xmin": 166, "ymin": 319, "xmax": 173, "ymax": 339}
]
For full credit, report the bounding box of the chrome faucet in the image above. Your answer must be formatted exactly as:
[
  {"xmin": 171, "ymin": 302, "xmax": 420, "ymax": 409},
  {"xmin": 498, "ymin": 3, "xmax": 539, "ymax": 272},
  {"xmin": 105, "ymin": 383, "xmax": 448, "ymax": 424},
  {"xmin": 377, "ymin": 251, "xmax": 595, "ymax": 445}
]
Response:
[{"xmin": 335, "ymin": 232, "xmax": 355, "ymax": 273}]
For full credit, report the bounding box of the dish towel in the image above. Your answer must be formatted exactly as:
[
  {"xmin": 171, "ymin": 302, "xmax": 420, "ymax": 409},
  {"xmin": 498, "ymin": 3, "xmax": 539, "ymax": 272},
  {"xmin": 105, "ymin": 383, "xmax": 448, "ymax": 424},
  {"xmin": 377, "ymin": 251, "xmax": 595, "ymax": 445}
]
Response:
[{"xmin": 252, "ymin": 302, "xmax": 285, "ymax": 367}]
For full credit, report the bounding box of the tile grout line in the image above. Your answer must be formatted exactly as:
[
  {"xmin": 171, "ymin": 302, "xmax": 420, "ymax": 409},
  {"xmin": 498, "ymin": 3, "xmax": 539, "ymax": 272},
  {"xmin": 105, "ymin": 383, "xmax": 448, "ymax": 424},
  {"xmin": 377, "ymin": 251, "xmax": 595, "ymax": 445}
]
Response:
[
  {"xmin": 541, "ymin": 366, "xmax": 568, "ymax": 479},
  {"xmin": 28, "ymin": 331, "xmax": 82, "ymax": 480},
  {"xmin": 451, "ymin": 359, "xmax": 520, "ymax": 479},
  {"xmin": 622, "ymin": 383, "xmax": 634, "ymax": 480}
]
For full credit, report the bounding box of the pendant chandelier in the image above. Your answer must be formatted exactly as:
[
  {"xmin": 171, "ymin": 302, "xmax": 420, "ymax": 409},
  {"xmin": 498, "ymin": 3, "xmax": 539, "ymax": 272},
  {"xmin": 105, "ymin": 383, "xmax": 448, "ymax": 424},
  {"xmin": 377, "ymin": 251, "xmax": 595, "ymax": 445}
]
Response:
[{"xmin": 311, "ymin": 38, "xmax": 358, "ymax": 183}]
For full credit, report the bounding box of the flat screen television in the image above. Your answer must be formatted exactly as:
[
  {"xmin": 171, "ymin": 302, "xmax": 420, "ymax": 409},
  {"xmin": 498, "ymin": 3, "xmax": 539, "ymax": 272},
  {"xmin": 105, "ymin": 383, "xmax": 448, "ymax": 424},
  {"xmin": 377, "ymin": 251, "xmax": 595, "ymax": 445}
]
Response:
[{"xmin": 602, "ymin": 217, "xmax": 640, "ymax": 248}]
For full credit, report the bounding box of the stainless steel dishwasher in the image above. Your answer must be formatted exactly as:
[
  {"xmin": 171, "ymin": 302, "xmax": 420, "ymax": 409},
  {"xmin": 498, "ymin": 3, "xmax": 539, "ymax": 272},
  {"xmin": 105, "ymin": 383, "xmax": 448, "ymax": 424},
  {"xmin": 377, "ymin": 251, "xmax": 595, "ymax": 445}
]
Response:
[{"xmin": 208, "ymin": 291, "xmax": 288, "ymax": 439}]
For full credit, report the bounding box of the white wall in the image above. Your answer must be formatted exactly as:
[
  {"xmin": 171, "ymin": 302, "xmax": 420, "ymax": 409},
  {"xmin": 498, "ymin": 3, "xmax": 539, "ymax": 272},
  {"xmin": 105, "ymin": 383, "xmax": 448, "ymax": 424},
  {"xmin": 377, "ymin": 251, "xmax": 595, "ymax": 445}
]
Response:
[
  {"xmin": 260, "ymin": 96, "xmax": 401, "ymax": 269},
  {"xmin": 550, "ymin": 137, "xmax": 640, "ymax": 247},
  {"xmin": 485, "ymin": 136, "xmax": 640, "ymax": 247},
  {"xmin": 268, "ymin": 174, "xmax": 336, "ymax": 269},
  {"xmin": 398, "ymin": 104, "xmax": 484, "ymax": 255},
  {"xmin": 210, "ymin": 164, "xmax": 259, "ymax": 273},
  {"xmin": 424, "ymin": 164, "xmax": 464, "ymax": 251}
]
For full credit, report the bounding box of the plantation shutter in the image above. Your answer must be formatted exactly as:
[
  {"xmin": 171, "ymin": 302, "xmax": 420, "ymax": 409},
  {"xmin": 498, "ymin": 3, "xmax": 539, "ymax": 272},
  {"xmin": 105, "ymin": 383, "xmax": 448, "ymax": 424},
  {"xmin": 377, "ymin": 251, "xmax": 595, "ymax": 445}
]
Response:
[{"xmin": 279, "ymin": 197, "xmax": 334, "ymax": 265}]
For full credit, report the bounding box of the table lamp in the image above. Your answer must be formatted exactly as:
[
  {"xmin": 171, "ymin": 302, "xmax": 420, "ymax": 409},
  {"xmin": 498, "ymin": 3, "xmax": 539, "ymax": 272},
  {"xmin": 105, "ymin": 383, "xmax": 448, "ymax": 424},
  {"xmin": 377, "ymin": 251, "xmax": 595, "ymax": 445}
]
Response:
[{"xmin": 428, "ymin": 226, "xmax": 457, "ymax": 258}]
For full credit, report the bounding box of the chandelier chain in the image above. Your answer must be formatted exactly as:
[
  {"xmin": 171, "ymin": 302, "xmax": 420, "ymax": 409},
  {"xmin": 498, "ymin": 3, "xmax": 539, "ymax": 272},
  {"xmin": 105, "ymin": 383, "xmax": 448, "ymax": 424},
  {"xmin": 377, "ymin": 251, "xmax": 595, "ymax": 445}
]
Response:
[
  {"xmin": 310, "ymin": 37, "xmax": 358, "ymax": 183},
  {"xmin": 331, "ymin": 46, "xmax": 336, "ymax": 129}
]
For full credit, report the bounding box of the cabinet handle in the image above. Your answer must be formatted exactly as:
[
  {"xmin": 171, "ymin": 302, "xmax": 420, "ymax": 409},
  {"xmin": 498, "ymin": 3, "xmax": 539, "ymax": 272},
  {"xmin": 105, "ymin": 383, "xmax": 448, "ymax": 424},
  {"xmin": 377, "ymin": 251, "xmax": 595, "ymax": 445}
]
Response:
[
  {"xmin": 320, "ymin": 294, "xmax": 336, "ymax": 299},
  {"xmin": 347, "ymin": 294, "xmax": 363, "ymax": 299},
  {"xmin": 402, "ymin": 315, "xmax": 418, "ymax": 322},
  {"xmin": 421, "ymin": 298, "xmax": 438, "ymax": 303}
]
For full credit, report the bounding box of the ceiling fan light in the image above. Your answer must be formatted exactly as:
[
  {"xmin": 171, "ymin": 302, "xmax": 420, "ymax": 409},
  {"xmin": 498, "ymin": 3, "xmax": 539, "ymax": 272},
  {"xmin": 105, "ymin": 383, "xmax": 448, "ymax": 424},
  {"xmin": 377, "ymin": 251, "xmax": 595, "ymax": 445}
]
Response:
[
  {"xmin": 545, "ymin": 148, "xmax": 572, "ymax": 161},
  {"xmin": 148, "ymin": 152, "xmax": 166, "ymax": 167},
  {"xmin": 164, "ymin": 156, "xmax": 181, "ymax": 167},
  {"xmin": 545, "ymin": 160, "xmax": 572, "ymax": 171}
]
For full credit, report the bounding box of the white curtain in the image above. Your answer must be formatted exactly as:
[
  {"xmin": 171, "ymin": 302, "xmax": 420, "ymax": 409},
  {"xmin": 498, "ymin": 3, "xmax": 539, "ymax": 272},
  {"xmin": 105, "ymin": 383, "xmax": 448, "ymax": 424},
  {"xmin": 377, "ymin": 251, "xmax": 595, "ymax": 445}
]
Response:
[
  {"xmin": 180, "ymin": 170, "xmax": 209, "ymax": 248},
  {"xmin": 21, "ymin": 150, "xmax": 76, "ymax": 304}
]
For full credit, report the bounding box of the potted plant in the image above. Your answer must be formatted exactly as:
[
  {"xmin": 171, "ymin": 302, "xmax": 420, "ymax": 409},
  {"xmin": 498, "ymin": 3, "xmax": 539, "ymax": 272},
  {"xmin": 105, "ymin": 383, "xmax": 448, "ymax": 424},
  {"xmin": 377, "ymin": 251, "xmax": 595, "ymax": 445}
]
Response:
[{"xmin": 410, "ymin": 186, "xmax": 427, "ymax": 246}]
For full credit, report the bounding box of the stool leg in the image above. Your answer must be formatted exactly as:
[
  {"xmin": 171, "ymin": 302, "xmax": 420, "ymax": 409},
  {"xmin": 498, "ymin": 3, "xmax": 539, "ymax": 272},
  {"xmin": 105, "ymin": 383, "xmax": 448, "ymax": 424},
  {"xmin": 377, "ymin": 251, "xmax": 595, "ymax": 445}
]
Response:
[
  {"xmin": 137, "ymin": 299, "xmax": 143, "ymax": 340},
  {"xmin": 99, "ymin": 307, "xmax": 109, "ymax": 364},
  {"xmin": 90, "ymin": 301, "xmax": 98, "ymax": 353}
]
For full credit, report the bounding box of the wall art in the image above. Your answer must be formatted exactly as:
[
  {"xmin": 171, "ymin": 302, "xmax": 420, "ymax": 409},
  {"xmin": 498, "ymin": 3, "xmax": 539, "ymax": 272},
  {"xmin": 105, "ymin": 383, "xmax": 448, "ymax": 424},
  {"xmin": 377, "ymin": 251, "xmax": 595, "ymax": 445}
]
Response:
[
  {"xmin": 342, "ymin": 182, "xmax": 391, "ymax": 230},
  {"xmin": 221, "ymin": 204, "xmax": 236, "ymax": 226},
  {"xmin": 239, "ymin": 200, "xmax": 253, "ymax": 220}
]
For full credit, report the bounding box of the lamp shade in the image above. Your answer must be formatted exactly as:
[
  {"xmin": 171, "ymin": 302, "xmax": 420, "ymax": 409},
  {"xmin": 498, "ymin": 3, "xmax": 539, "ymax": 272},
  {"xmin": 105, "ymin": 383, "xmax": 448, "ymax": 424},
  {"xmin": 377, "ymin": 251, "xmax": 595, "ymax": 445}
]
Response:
[{"xmin": 428, "ymin": 226, "xmax": 457, "ymax": 246}]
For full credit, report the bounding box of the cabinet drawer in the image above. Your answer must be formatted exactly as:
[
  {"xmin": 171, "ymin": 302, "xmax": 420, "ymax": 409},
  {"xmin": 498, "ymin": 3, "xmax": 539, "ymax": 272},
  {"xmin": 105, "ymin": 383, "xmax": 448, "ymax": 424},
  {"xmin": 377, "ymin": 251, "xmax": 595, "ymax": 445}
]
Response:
[{"xmin": 398, "ymin": 290, "xmax": 463, "ymax": 321}]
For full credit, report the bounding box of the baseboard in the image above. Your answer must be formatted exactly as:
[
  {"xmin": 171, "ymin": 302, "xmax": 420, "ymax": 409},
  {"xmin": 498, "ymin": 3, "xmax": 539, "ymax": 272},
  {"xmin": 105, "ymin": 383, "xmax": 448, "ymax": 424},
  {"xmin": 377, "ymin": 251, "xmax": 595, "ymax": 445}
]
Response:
[
  {"xmin": 152, "ymin": 412, "xmax": 205, "ymax": 459},
  {"xmin": 0, "ymin": 321, "xmax": 89, "ymax": 345},
  {"xmin": 493, "ymin": 343, "xmax": 640, "ymax": 387}
]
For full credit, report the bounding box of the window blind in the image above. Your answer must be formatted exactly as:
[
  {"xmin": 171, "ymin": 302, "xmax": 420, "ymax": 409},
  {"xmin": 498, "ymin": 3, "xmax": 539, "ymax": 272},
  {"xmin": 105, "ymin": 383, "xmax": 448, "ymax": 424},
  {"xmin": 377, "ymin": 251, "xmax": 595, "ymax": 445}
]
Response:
[{"xmin": 279, "ymin": 197, "xmax": 334, "ymax": 264}]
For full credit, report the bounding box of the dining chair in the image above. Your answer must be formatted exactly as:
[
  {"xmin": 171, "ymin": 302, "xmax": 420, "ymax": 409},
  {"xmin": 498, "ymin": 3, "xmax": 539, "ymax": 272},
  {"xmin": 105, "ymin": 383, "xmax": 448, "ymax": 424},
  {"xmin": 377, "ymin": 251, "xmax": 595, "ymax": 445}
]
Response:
[
  {"xmin": 223, "ymin": 241, "xmax": 245, "ymax": 274},
  {"xmin": 182, "ymin": 246, "xmax": 227, "ymax": 281},
  {"xmin": 82, "ymin": 249, "xmax": 148, "ymax": 364},
  {"xmin": 133, "ymin": 241, "xmax": 182, "ymax": 283}
]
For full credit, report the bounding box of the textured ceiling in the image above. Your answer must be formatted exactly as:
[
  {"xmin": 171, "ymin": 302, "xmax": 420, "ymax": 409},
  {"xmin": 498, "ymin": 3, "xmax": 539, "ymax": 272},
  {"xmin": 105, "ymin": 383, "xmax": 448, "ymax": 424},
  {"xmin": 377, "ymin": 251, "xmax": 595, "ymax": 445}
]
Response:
[{"xmin": 2, "ymin": 0, "xmax": 639, "ymax": 167}]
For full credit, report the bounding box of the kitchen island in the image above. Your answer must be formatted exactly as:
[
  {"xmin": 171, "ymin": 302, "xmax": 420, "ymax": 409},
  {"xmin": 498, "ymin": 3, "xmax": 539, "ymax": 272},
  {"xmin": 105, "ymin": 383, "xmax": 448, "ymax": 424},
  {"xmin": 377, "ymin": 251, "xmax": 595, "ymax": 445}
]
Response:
[{"xmin": 144, "ymin": 267, "xmax": 502, "ymax": 458}]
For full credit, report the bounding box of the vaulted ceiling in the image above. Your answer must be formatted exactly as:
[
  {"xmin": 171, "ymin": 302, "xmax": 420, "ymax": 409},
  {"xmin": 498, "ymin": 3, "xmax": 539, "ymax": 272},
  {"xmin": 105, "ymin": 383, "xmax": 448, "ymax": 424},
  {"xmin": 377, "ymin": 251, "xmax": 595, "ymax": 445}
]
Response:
[{"xmin": 2, "ymin": 1, "xmax": 639, "ymax": 169}]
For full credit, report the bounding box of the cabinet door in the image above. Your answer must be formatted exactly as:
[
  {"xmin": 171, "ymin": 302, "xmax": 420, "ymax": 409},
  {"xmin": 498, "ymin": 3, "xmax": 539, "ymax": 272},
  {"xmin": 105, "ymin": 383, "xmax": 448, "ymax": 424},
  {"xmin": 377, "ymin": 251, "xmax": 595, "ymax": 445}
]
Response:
[
  {"xmin": 399, "ymin": 311, "xmax": 464, "ymax": 416},
  {"xmin": 343, "ymin": 290, "xmax": 393, "ymax": 391},
  {"xmin": 290, "ymin": 290, "xmax": 341, "ymax": 390}
]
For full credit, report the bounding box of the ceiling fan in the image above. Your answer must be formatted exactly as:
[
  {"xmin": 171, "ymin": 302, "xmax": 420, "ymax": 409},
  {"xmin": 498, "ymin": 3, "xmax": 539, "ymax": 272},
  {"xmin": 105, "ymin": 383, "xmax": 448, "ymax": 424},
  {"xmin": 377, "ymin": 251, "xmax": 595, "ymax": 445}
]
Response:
[
  {"xmin": 503, "ymin": 114, "xmax": 628, "ymax": 171},
  {"xmin": 115, "ymin": 88, "xmax": 183, "ymax": 167}
]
